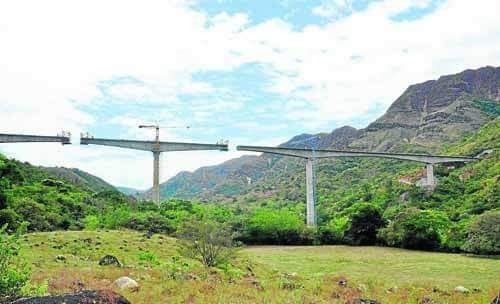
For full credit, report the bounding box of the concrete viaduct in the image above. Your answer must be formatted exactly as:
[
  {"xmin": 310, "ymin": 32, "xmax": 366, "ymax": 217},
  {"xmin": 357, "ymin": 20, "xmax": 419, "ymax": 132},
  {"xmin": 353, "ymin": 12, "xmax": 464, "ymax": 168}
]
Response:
[
  {"xmin": 0, "ymin": 132, "xmax": 479, "ymax": 226},
  {"xmin": 80, "ymin": 135, "xmax": 228, "ymax": 203},
  {"xmin": 236, "ymin": 145, "xmax": 478, "ymax": 227},
  {"xmin": 0, "ymin": 132, "xmax": 227, "ymax": 204}
]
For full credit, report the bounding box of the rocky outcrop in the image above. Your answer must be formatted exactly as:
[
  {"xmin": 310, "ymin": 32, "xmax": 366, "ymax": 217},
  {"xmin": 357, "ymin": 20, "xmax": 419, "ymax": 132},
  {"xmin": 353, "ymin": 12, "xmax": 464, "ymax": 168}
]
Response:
[
  {"xmin": 7, "ymin": 290, "xmax": 130, "ymax": 304},
  {"xmin": 351, "ymin": 66, "xmax": 499, "ymax": 152}
]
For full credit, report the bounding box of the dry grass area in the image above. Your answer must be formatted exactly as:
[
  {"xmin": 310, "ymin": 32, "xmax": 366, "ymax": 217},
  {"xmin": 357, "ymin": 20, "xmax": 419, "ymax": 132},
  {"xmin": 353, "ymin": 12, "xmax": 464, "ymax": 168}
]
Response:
[{"xmin": 19, "ymin": 230, "xmax": 500, "ymax": 303}]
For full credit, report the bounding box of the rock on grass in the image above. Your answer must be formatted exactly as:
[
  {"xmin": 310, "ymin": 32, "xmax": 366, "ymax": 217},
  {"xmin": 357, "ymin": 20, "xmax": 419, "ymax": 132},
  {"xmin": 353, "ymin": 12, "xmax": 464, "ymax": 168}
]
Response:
[{"xmin": 7, "ymin": 290, "xmax": 130, "ymax": 304}]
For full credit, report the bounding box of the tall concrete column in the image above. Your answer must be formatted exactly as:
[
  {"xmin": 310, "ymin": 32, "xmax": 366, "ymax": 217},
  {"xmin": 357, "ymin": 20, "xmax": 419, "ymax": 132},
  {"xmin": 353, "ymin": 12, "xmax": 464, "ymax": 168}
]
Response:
[
  {"xmin": 426, "ymin": 163, "xmax": 435, "ymax": 188},
  {"xmin": 305, "ymin": 158, "xmax": 316, "ymax": 227},
  {"xmin": 153, "ymin": 151, "xmax": 161, "ymax": 204}
]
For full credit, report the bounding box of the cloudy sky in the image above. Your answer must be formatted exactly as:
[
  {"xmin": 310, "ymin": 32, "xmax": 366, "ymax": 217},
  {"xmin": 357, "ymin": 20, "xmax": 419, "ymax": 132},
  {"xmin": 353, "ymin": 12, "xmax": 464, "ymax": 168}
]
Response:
[{"xmin": 0, "ymin": 0, "xmax": 499, "ymax": 190}]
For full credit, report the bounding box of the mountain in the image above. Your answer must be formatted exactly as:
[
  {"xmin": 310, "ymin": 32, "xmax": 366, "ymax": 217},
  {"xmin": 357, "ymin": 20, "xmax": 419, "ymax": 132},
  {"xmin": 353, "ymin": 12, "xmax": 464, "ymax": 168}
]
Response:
[
  {"xmin": 149, "ymin": 66, "xmax": 499, "ymax": 201},
  {"xmin": 116, "ymin": 186, "xmax": 144, "ymax": 196},
  {"xmin": 351, "ymin": 66, "xmax": 500, "ymax": 152},
  {"xmin": 41, "ymin": 167, "xmax": 116, "ymax": 193}
]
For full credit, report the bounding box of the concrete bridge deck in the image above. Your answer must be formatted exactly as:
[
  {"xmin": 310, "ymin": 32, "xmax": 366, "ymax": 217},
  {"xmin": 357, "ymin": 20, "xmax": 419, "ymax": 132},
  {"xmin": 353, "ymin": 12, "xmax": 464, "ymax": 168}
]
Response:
[
  {"xmin": 0, "ymin": 133, "xmax": 70, "ymax": 144},
  {"xmin": 80, "ymin": 137, "xmax": 228, "ymax": 152},
  {"xmin": 237, "ymin": 145, "xmax": 477, "ymax": 164}
]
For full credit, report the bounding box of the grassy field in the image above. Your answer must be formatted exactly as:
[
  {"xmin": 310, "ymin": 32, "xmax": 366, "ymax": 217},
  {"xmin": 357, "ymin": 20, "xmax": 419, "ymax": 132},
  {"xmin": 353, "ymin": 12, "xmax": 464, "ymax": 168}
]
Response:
[{"xmin": 18, "ymin": 230, "xmax": 500, "ymax": 303}]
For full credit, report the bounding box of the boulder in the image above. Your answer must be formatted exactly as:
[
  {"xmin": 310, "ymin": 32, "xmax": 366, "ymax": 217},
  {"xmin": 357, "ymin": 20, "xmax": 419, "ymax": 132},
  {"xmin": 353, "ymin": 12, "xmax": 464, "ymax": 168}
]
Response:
[
  {"xmin": 454, "ymin": 286, "xmax": 470, "ymax": 293},
  {"xmin": 352, "ymin": 299, "xmax": 380, "ymax": 304},
  {"xmin": 114, "ymin": 277, "xmax": 139, "ymax": 292},
  {"xmin": 7, "ymin": 290, "xmax": 130, "ymax": 304},
  {"xmin": 54, "ymin": 255, "xmax": 66, "ymax": 262},
  {"xmin": 99, "ymin": 255, "xmax": 122, "ymax": 267}
]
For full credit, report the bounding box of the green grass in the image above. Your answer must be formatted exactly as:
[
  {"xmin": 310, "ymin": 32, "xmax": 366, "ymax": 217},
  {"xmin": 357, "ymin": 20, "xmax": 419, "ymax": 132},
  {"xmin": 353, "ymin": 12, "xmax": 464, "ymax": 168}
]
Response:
[
  {"xmin": 17, "ymin": 230, "xmax": 500, "ymax": 304},
  {"xmin": 244, "ymin": 245, "xmax": 500, "ymax": 289}
]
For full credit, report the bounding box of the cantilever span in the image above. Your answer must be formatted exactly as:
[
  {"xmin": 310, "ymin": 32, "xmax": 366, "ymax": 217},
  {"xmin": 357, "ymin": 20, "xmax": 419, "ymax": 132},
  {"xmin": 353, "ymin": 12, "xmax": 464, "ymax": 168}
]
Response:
[
  {"xmin": 236, "ymin": 145, "xmax": 477, "ymax": 164},
  {"xmin": 0, "ymin": 133, "xmax": 70, "ymax": 145},
  {"xmin": 237, "ymin": 145, "xmax": 478, "ymax": 227},
  {"xmin": 80, "ymin": 137, "xmax": 228, "ymax": 152},
  {"xmin": 80, "ymin": 136, "xmax": 228, "ymax": 203}
]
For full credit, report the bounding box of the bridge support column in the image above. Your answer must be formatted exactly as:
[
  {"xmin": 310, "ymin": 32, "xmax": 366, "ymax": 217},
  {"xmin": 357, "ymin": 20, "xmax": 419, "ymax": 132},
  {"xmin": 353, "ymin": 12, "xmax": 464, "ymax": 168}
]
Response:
[
  {"xmin": 305, "ymin": 158, "xmax": 316, "ymax": 227},
  {"xmin": 426, "ymin": 163, "xmax": 435, "ymax": 188},
  {"xmin": 153, "ymin": 151, "xmax": 161, "ymax": 204}
]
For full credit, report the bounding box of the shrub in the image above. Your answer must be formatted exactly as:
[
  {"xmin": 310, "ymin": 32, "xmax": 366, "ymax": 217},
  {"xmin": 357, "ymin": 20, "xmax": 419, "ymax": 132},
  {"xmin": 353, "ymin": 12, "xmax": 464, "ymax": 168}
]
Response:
[
  {"xmin": 462, "ymin": 210, "xmax": 500, "ymax": 255},
  {"xmin": 378, "ymin": 208, "xmax": 450, "ymax": 250},
  {"xmin": 177, "ymin": 219, "xmax": 235, "ymax": 267},
  {"xmin": 240, "ymin": 208, "xmax": 308, "ymax": 245},
  {"xmin": 344, "ymin": 203, "xmax": 385, "ymax": 245},
  {"xmin": 100, "ymin": 207, "xmax": 131, "ymax": 229},
  {"xmin": 83, "ymin": 215, "xmax": 100, "ymax": 231},
  {"xmin": 443, "ymin": 219, "xmax": 471, "ymax": 252},
  {"xmin": 318, "ymin": 216, "xmax": 349, "ymax": 244},
  {"xmin": 138, "ymin": 251, "xmax": 159, "ymax": 266},
  {"xmin": 0, "ymin": 224, "xmax": 30, "ymax": 299},
  {"xmin": 125, "ymin": 212, "xmax": 173, "ymax": 233}
]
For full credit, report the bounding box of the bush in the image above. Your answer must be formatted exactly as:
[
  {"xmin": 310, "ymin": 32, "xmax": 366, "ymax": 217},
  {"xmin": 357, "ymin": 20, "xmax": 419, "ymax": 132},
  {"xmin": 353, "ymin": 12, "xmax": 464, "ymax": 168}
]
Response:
[
  {"xmin": 378, "ymin": 208, "xmax": 450, "ymax": 250},
  {"xmin": 177, "ymin": 219, "xmax": 235, "ymax": 267},
  {"xmin": 0, "ymin": 224, "xmax": 30, "ymax": 299},
  {"xmin": 318, "ymin": 216, "xmax": 349, "ymax": 244},
  {"xmin": 240, "ymin": 208, "xmax": 308, "ymax": 245},
  {"xmin": 443, "ymin": 219, "xmax": 471, "ymax": 252},
  {"xmin": 462, "ymin": 210, "xmax": 500, "ymax": 255},
  {"xmin": 125, "ymin": 212, "xmax": 173, "ymax": 233},
  {"xmin": 344, "ymin": 203, "xmax": 384, "ymax": 245},
  {"xmin": 83, "ymin": 215, "xmax": 100, "ymax": 231}
]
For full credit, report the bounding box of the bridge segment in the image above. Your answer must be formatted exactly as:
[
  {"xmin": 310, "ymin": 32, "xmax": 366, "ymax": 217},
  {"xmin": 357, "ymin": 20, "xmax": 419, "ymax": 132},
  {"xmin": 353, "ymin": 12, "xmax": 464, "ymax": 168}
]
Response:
[
  {"xmin": 81, "ymin": 136, "xmax": 228, "ymax": 203},
  {"xmin": 0, "ymin": 133, "xmax": 70, "ymax": 144},
  {"xmin": 237, "ymin": 145, "xmax": 477, "ymax": 227}
]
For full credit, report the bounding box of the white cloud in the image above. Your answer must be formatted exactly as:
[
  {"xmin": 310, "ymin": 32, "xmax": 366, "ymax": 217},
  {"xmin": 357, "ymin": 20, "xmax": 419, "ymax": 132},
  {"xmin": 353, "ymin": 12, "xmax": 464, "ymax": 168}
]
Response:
[{"xmin": 0, "ymin": 0, "xmax": 499, "ymax": 188}]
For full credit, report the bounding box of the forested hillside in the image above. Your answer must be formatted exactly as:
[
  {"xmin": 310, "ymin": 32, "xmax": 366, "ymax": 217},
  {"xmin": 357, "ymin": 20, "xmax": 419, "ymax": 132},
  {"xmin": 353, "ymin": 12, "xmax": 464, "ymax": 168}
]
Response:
[{"xmin": 0, "ymin": 155, "xmax": 130, "ymax": 232}]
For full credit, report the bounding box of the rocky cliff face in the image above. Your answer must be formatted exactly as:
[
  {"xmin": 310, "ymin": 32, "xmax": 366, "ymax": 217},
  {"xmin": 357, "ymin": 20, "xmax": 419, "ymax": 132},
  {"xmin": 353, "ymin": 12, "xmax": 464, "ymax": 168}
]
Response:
[
  {"xmin": 350, "ymin": 66, "xmax": 500, "ymax": 152},
  {"xmin": 149, "ymin": 66, "xmax": 499, "ymax": 201}
]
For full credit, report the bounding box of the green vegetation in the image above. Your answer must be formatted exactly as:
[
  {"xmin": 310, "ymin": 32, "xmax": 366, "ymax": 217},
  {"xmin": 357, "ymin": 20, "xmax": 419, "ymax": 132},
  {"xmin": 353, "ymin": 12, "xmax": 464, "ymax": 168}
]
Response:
[
  {"xmin": 1, "ymin": 119, "xmax": 499, "ymax": 256},
  {"xmin": 13, "ymin": 230, "xmax": 500, "ymax": 303},
  {"xmin": 0, "ymin": 224, "xmax": 29, "ymax": 299},
  {"xmin": 0, "ymin": 118, "xmax": 499, "ymax": 302},
  {"xmin": 177, "ymin": 219, "xmax": 236, "ymax": 267}
]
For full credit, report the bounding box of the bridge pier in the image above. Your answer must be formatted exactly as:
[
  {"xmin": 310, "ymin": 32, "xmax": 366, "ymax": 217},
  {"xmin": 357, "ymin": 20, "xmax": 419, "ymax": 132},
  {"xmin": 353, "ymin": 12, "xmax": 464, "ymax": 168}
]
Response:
[
  {"xmin": 425, "ymin": 163, "xmax": 436, "ymax": 189},
  {"xmin": 305, "ymin": 158, "xmax": 316, "ymax": 227},
  {"xmin": 153, "ymin": 151, "xmax": 161, "ymax": 203}
]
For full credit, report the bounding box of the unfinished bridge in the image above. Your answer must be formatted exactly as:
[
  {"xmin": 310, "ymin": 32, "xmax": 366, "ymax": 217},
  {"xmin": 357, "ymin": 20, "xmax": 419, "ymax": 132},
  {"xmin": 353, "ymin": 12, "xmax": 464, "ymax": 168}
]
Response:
[
  {"xmin": 237, "ymin": 145, "xmax": 478, "ymax": 227},
  {"xmin": 0, "ymin": 132, "xmax": 479, "ymax": 225}
]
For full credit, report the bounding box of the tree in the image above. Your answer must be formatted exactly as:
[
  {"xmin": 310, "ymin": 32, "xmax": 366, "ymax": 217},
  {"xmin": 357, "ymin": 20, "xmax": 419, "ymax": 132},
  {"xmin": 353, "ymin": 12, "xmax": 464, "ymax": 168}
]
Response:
[
  {"xmin": 344, "ymin": 203, "xmax": 384, "ymax": 245},
  {"xmin": 0, "ymin": 224, "xmax": 30, "ymax": 299},
  {"xmin": 177, "ymin": 219, "xmax": 235, "ymax": 267},
  {"xmin": 242, "ymin": 207, "xmax": 307, "ymax": 245},
  {"xmin": 462, "ymin": 210, "xmax": 500, "ymax": 255},
  {"xmin": 378, "ymin": 208, "xmax": 450, "ymax": 250}
]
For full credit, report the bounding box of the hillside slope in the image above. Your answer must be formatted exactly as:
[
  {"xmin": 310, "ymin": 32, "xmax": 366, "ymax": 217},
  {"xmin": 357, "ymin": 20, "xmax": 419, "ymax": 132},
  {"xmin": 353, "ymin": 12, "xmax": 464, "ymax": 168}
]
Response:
[
  {"xmin": 0, "ymin": 154, "xmax": 128, "ymax": 231},
  {"xmin": 151, "ymin": 66, "xmax": 499, "ymax": 201},
  {"xmin": 41, "ymin": 167, "xmax": 116, "ymax": 193}
]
